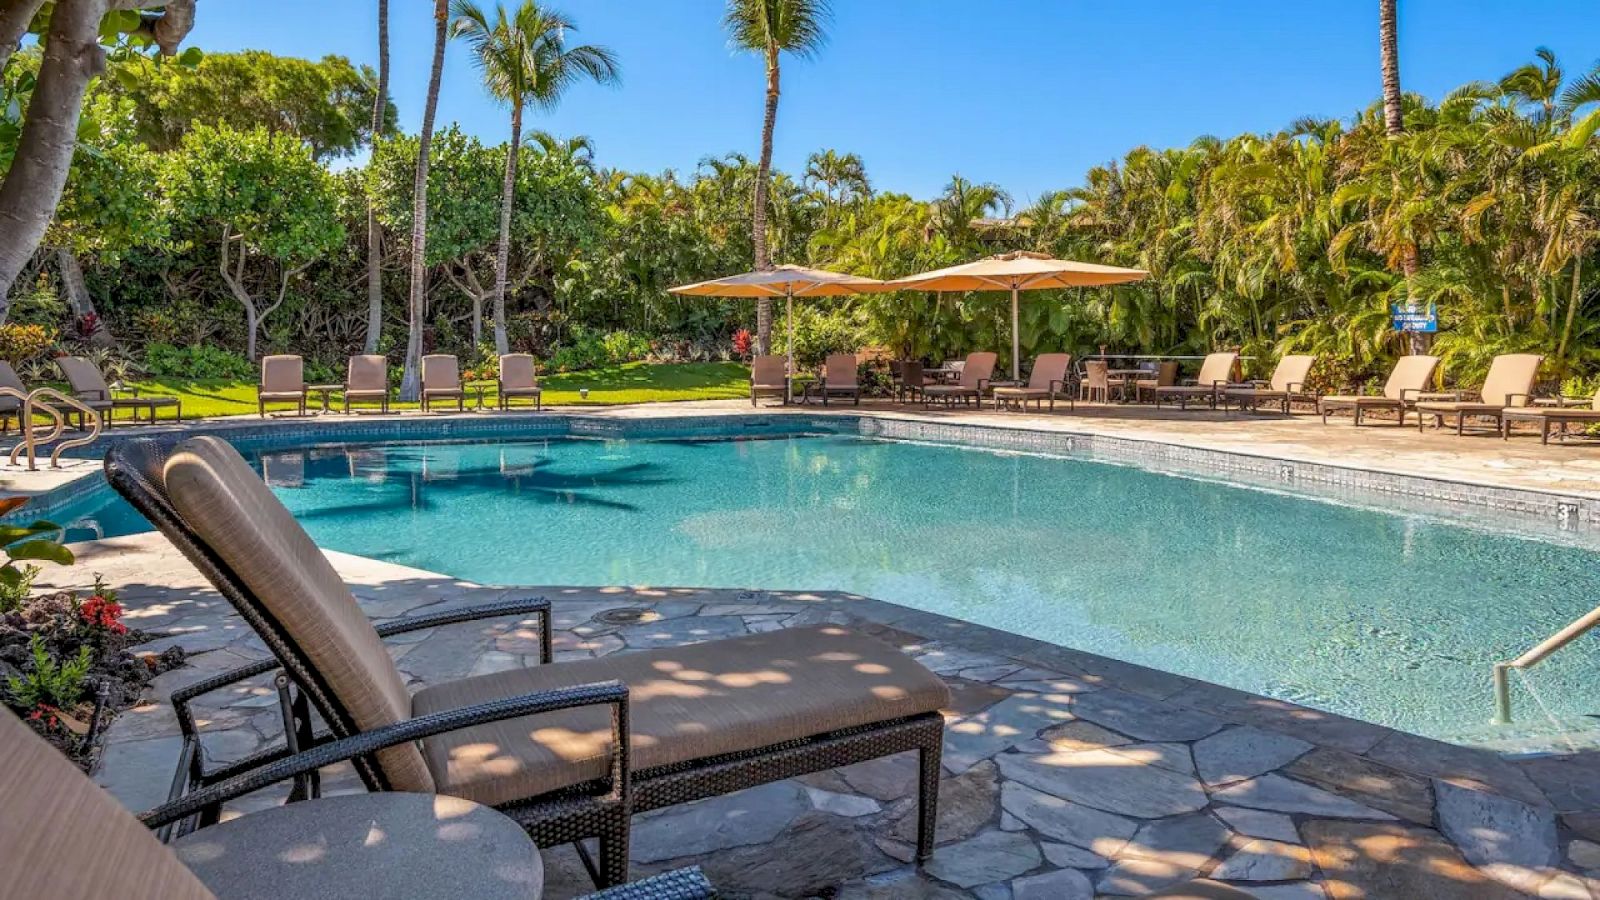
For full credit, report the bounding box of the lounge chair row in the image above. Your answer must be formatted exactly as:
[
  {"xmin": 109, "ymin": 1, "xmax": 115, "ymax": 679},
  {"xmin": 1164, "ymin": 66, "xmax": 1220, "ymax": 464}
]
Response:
[
  {"xmin": 0, "ymin": 355, "xmax": 180, "ymax": 432},
  {"xmin": 259, "ymin": 353, "xmax": 544, "ymax": 417}
]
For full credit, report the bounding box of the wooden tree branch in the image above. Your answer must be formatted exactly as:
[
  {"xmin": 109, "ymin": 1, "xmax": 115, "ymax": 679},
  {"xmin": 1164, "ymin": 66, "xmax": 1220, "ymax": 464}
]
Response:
[{"xmin": 0, "ymin": 0, "xmax": 48, "ymax": 72}]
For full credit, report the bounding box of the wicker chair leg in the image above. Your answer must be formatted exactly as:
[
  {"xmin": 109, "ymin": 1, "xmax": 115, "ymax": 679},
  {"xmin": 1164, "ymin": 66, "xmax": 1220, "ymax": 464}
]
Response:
[
  {"xmin": 916, "ymin": 739, "xmax": 943, "ymax": 861},
  {"xmin": 598, "ymin": 819, "xmax": 631, "ymax": 888}
]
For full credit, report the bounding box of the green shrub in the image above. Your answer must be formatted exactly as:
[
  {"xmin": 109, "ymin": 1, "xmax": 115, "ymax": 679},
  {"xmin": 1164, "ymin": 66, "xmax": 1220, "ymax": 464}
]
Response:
[
  {"xmin": 600, "ymin": 330, "xmax": 652, "ymax": 364},
  {"xmin": 7, "ymin": 635, "xmax": 92, "ymax": 709},
  {"xmin": 144, "ymin": 343, "xmax": 254, "ymax": 380},
  {"xmin": 0, "ymin": 563, "xmax": 38, "ymax": 614}
]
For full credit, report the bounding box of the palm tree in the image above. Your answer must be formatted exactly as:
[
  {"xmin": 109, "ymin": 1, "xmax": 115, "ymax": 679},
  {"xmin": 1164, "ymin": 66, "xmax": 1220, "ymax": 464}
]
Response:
[
  {"xmin": 804, "ymin": 148, "xmax": 870, "ymax": 222},
  {"xmin": 1379, "ymin": 0, "xmax": 1425, "ymax": 352},
  {"xmin": 724, "ymin": 0, "xmax": 831, "ymax": 354},
  {"xmin": 364, "ymin": 0, "xmax": 391, "ymax": 354},
  {"xmin": 450, "ymin": 0, "xmax": 619, "ymax": 354},
  {"xmin": 400, "ymin": 0, "xmax": 452, "ymax": 402},
  {"xmin": 528, "ymin": 130, "xmax": 598, "ymax": 173}
]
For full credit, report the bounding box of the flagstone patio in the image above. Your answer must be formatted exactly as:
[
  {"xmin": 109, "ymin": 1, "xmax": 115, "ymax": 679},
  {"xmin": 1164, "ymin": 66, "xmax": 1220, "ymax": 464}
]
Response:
[{"xmin": 48, "ymin": 532, "xmax": 1600, "ymax": 899}]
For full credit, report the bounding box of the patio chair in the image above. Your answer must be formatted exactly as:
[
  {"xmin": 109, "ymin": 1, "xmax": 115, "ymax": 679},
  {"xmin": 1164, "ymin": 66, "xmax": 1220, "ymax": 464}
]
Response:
[
  {"xmin": 0, "ymin": 360, "xmax": 35, "ymax": 434},
  {"xmin": 1501, "ymin": 385, "xmax": 1600, "ymax": 443},
  {"xmin": 343, "ymin": 354, "xmax": 390, "ymax": 414},
  {"xmin": 896, "ymin": 360, "xmax": 927, "ymax": 403},
  {"xmin": 922, "ymin": 351, "xmax": 997, "ymax": 408},
  {"xmin": 818, "ymin": 353, "xmax": 861, "ymax": 405},
  {"xmin": 1318, "ymin": 355, "xmax": 1440, "ymax": 426},
  {"xmin": 420, "ymin": 354, "xmax": 465, "ymax": 413},
  {"xmin": 104, "ymin": 436, "xmax": 950, "ymax": 889},
  {"xmin": 498, "ymin": 354, "xmax": 543, "ymax": 410},
  {"xmin": 257, "ymin": 355, "xmax": 307, "ymax": 418},
  {"xmin": 992, "ymin": 353, "xmax": 1073, "ymax": 411},
  {"xmin": 750, "ymin": 354, "xmax": 787, "ymax": 406},
  {"xmin": 0, "ymin": 705, "xmax": 715, "ymax": 900},
  {"xmin": 1415, "ymin": 353, "xmax": 1542, "ymax": 436},
  {"xmin": 58, "ymin": 355, "xmax": 181, "ymax": 425},
  {"xmin": 1079, "ymin": 359, "xmax": 1111, "ymax": 403},
  {"xmin": 1222, "ymin": 354, "xmax": 1317, "ymax": 415},
  {"xmin": 1154, "ymin": 352, "xmax": 1240, "ymax": 410},
  {"xmin": 1133, "ymin": 360, "xmax": 1179, "ymax": 403}
]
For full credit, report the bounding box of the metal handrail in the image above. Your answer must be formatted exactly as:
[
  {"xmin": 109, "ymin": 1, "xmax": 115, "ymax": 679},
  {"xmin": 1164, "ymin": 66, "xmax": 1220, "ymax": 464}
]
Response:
[
  {"xmin": 3, "ymin": 388, "xmax": 101, "ymax": 471},
  {"xmin": 32, "ymin": 388, "xmax": 102, "ymax": 467},
  {"xmin": 1492, "ymin": 604, "xmax": 1600, "ymax": 723},
  {"xmin": 3, "ymin": 387, "xmax": 63, "ymax": 471}
]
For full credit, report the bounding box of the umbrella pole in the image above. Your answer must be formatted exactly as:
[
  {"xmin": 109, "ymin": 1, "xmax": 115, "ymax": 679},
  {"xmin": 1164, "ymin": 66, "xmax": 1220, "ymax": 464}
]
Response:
[
  {"xmin": 1011, "ymin": 286, "xmax": 1021, "ymax": 381},
  {"xmin": 786, "ymin": 289, "xmax": 795, "ymax": 404}
]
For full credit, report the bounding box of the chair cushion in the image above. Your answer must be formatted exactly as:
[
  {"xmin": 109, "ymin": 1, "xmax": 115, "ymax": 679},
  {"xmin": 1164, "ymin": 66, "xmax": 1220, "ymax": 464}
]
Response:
[
  {"xmin": 258, "ymin": 391, "xmax": 306, "ymax": 402},
  {"xmin": 1415, "ymin": 401, "xmax": 1509, "ymax": 414},
  {"xmin": 992, "ymin": 387, "xmax": 1049, "ymax": 398},
  {"xmin": 163, "ymin": 436, "xmax": 432, "ymax": 792},
  {"xmin": 922, "ymin": 385, "xmax": 977, "ymax": 395},
  {"xmin": 412, "ymin": 625, "xmax": 950, "ymax": 807},
  {"xmin": 1320, "ymin": 395, "xmax": 1400, "ymax": 407},
  {"xmin": 1504, "ymin": 407, "xmax": 1600, "ymax": 420},
  {"xmin": 0, "ymin": 710, "xmax": 216, "ymax": 900},
  {"xmin": 172, "ymin": 793, "xmax": 541, "ymax": 900}
]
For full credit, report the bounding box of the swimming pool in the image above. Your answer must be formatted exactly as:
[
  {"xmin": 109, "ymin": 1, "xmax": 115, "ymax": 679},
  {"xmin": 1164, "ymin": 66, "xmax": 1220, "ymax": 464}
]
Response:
[{"xmin": 49, "ymin": 430, "xmax": 1600, "ymax": 749}]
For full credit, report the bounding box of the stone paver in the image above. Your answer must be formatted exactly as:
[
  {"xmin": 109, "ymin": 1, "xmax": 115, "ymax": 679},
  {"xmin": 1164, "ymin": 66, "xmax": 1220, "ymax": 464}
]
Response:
[{"xmin": 59, "ymin": 532, "xmax": 1594, "ymax": 899}]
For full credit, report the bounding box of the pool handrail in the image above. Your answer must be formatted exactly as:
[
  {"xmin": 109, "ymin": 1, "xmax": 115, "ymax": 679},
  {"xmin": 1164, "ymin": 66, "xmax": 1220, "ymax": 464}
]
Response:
[
  {"xmin": 4, "ymin": 388, "xmax": 101, "ymax": 471},
  {"xmin": 1492, "ymin": 603, "xmax": 1600, "ymax": 723}
]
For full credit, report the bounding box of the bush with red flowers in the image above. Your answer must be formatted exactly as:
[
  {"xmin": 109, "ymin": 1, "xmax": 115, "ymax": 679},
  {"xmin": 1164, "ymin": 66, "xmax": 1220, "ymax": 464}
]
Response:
[{"xmin": 732, "ymin": 328, "xmax": 753, "ymax": 361}]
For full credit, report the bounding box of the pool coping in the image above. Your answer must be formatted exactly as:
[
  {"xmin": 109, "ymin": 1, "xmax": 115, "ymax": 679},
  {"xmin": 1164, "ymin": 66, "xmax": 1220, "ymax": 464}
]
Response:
[{"xmin": 16, "ymin": 409, "xmax": 1600, "ymax": 542}]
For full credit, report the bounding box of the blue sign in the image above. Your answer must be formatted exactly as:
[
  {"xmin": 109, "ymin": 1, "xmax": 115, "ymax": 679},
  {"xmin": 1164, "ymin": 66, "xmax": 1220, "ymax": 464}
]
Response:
[{"xmin": 1391, "ymin": 303, "xmax": 1438, "ymax": 333}]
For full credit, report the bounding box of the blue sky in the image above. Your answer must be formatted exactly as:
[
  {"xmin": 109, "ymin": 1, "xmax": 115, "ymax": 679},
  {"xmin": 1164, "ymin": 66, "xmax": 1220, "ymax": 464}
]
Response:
[{"xmin": 190, "ymin": 1, "xmax": 1600, "ymax": 203}]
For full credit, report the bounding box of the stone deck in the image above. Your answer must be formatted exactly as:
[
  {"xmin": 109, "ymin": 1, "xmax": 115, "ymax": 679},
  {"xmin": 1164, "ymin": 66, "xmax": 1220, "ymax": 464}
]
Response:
[{"xmin": 51, "ymin": 533, "xmax": 1600, "ymax": 899}]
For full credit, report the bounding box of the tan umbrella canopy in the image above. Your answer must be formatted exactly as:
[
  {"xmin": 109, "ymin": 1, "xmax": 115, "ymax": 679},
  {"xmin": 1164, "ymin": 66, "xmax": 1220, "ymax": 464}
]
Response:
[
  {"xmin": 884, "ymin": 251, "xmax": 1149, "ymax": 380},
  {"xmin": 669, "ymin": 264, "xmax": 884, "ymax": 402}
]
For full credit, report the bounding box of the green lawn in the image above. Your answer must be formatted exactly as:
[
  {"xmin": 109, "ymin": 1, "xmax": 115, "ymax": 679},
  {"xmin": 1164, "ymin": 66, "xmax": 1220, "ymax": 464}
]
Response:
[{"xmin": 115, "ymin": 361, "xmax": 751, "ymax": 421}]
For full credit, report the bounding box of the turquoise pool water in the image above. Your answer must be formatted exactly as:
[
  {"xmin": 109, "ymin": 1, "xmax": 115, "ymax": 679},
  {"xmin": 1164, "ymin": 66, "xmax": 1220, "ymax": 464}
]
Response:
[{"xmin": 53, "ymin": 433, "xmax": 1600, "ymax": 748}]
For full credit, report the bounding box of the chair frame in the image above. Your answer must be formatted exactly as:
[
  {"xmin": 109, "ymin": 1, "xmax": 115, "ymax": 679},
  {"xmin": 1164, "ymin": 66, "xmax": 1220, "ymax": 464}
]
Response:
[
  {"xmin": 105, "ymin": 439, "xmax": 944, "ymax": 891},
  {"xmin": 343, "ymin": 356, "xmax": 391, "ymax": 415},
  {"xmin": 819, "ymin": 354, "xmax": 861, "ymax": 406},
  {"xmin": 497, "ymin": 354, "xmax": 544, "ymax": 411},
  {"xmin": 420, "ymin": 354, "xmax": 465, "ymax": 413},
  {"xmin": 258, "ymin": 355, "xmax": 308, "ymax": 419}
]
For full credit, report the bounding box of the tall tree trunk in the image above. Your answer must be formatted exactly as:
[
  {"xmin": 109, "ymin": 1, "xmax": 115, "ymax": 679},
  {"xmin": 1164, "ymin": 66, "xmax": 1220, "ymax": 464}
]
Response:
[
  {"xmin": 491, "ymin": 102, "xmax": 521, "ymax": 356},
  {"xmin": 1559, "ymin": 255, "xmax": 1583, "ymax": 364},
  {"xmin": 1379, "ymin": 0, "xmax": 1425, "ymax": 353},
  {"xmin": 363, "ymin": 0, "xmax": 390, "ymax": 354},
  {"xmin": 0, "ymin": 0, "xmax": 47, "ymax": 73},
  {"xmin": 751, "ymin": 46, "xmax": 780, "ymax": 355},
  {"xmin": 55, "ymin": 247, "xmax": 112, "ymax": 346},
  {"xmin": 0, "ymin": 0, "xmax": 105, "ymax": 310},
  {"xmin": 401, "ymin": 0, "xmax": 450, "ymax": 402}
]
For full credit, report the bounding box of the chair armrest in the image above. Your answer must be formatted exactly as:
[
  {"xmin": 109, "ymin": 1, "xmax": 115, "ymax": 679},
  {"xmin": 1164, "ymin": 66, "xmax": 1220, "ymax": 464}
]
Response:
[
  {"xmin": 142, "ymin": 680, "xmax": 631, "ymax": 831},
  {"xmin": 376, "ymin": 597, "xmax": 551, "ymax": 665},
  {"xmin": 1398, "ymin": 388, "xmax": 1429, "ymax": 402},
  {"xmin": 1286, "ymin": 382, "xmax": 1308, "ymax": 395},
  {"xmin": 1504, "ymin": 392, "xmax": 1532, "ymax": 407},
  {"xmin": 1181, "ymin": 378, "xmax": 1199, "ymax": 386},
  {"xmin": 977, "ymin": 378, "xmax": 992, "ymax": 393},
  {"xmin": 1050, "ymin": 379, "xmax": 1067, "ymax": 393}
]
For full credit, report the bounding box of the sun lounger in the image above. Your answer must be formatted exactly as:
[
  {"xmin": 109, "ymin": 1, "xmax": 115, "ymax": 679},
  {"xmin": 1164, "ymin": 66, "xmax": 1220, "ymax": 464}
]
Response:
[
  {"xmin": 0, "ymin": 706, "xmax": 715, "ymax": 900},
  {"xmin": 1501, "ymin": 387, "xmax": 1600, "ymax": 443},
  {"xmin": 1154, "ymin": 352, "xmax": 1239, "ymax": 409},
  {"xmin": 58, "ymin": 355, "xmax": 180, "ymax": 424},
  {"xmin": 0, "ymin": 360, "xmax": 35, "ymax": 433},
  {"xmin": 992, "ymin": 353, "xmax": 1073, "ymax": 411},
  {"xmin": 1223, "ymin": 354, "xmax": 1317, "ymax": 414},
  {"xmin": 818, "ymin": 353, "xmax": 860, "ymax": 405},
  {"xmin": 257, "ymin": 355, "xmax": 307, "ymax": 418},
  {"xmin": 1133, "ymin": 360, "xmax": 1179, "ymax": 402},
  {"xmin": 1318, "ymin": 355, "xmax": 1440, "ymax": 426},
  {"xmin": 749, "ymin": 354, "xmax": 787, "ymax": 406},
  {"xmin": 1414, "ymin": 353, "xmax": 1542, "ymax": 436},
  {"xmin": 105, "ymin": 436, "xmax": 950, "ymax": 889},
  {"xmin": 922, "ymin": 351, "xmax": 997, "ymax": 408},
  {"xmin": 420, "ymin": 354, "xmax": 465, "ymax": 412},
  {"xmin": 498, "ymin": 354, "xmax": 543, "ymax": 410},
  {"xmin": 343, "ymin": 354, "xmax": 390, "ymax": 414}
]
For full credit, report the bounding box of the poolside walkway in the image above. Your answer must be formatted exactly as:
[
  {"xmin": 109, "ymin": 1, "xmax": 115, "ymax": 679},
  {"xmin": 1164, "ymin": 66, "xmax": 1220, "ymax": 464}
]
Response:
[{"xmin": 54, "ymin": 533, "xmax": 1600, "ymax": 899}]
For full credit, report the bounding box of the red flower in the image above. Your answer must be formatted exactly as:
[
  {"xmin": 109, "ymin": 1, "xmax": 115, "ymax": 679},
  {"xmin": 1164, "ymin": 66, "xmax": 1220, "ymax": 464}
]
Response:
[
  {"xmin": 80, "ymin": 595, "xmax": 127, "ymax": 634},
  {"xmin": 732, "ymin": 328, "xmax": 753, "ymax": 360}
]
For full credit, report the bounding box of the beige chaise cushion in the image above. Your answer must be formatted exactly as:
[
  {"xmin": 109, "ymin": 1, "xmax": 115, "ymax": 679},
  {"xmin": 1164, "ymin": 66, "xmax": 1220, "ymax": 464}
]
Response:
[
  {"xmin": 413, "ymin": 624, "xmax": 951, "ymax": 807},
  {"xmin": 259, "ymin": 355, "xmax": 305, "ymax": 401},
  {"xmin": 422, "ymin": 354, "xmax": 462, "ymax": 396},
  {"xmin": 0, "ymin": 709, "xmax": 217, "ymax": 900},
  {"xmin": 1417, "ymin": 353, "xmax": 1542, "ymax": 415},
  {"xmin": 499, "ymin": 354, "xmax": 541, "ymax": 394},
  {"xmin": 162, "ymin": 436, "xmax": 433, "ymax": 792},
  {"xmin": 345, "ymin": 354, "xmax": 389, "ymax": 399}
]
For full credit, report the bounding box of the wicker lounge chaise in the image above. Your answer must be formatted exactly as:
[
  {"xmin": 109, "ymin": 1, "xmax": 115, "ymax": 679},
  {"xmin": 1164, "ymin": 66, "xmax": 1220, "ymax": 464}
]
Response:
[
  {"xmin": 1414, "ymin": 353, "xmax": 1542, "ymax": 436},
  {"xmin": 258, "ymin": 355, "xmax": 307, "ymax": 418},
  {"xmin": 1154, "ymin": 352, "xmax": 1240, "ymax": 409},
  {"xmin": 421, "ymin": 354, "xmax": 465, "ymax": 412},
  {"xmin": 58, "ymin": 355, "xmax": 181, "ymax": 425},
  {"xmin": 0, "ymin": 705, "xmax": 716, "ymax": 900},
  {"xmin": 922, "ymin": 351, "xmax": 997, "ymax": 408},
  {"xmin": 750, "ymin": 354, "xmax": 787, "ymax": 406},
  {"xmin": 343, "ymin": 354, "xmax": 390, "ymax": 414},
  {"xmin": 498, "ymin": 353, "xmax": 543, "ymax": 410},
  {"xmin": 817, "ymin": 353, "xmax": 861, "ymax": 405},
  {"xmin": 1318, "ymin": 355, "xmax": 1440, "ymax": 426},
  {"xmin": 991, "ymin": 353, "xmax": 1073, "ymax": 411},
  {"xmin": 1222, "ymin": 354, "xmax": 1317, "ymax": 415},
  {"xmin": 105, "ymin": 436, "xmax": 950, "ymax": 890}
]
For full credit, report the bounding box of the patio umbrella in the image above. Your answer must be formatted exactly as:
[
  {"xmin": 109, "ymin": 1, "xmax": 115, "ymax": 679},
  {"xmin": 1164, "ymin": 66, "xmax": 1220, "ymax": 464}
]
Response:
[
  {"xmin": 884, "ymin": 251, "xmax": 1148, "ymax": 380},
  {"xmin": 669, "ymin": 265, "xmax": 884, "ymax": 402}
]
